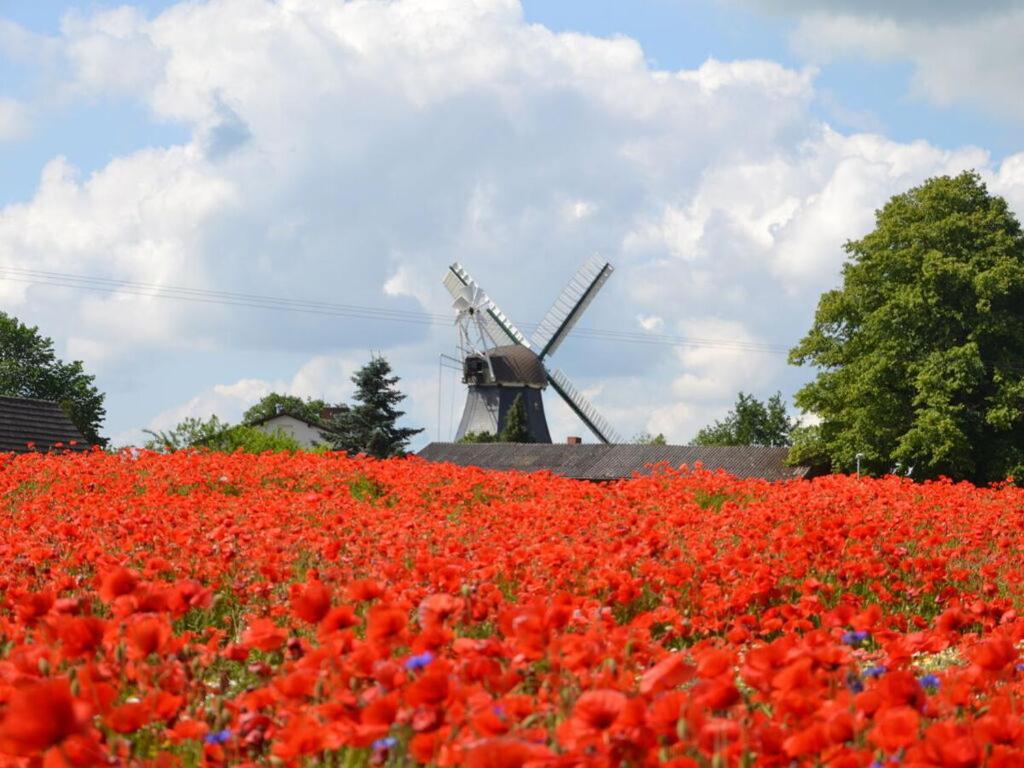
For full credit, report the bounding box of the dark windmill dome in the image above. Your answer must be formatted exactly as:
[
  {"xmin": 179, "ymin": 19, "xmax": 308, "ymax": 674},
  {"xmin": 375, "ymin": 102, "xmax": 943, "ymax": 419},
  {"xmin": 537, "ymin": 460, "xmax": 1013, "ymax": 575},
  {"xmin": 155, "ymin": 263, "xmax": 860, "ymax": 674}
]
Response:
[
  {"xmin": 464, "ymin": 345, "xmax": 548, "ymax": 388},
  {"xmin": 443, "ymin": 258, "xmax": 621, "ymax": 444}
]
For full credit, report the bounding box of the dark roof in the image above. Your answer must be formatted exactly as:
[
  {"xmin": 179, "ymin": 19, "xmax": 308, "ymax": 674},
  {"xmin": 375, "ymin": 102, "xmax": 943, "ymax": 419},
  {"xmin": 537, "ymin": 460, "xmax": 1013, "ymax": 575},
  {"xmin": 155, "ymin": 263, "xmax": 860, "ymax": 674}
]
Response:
[
  {"xmin": 0, "ymin": 396, "xmax": 89, "ymax": 454},
  {"xmin": 417, "ymin": 442, "xmax": 808, "ymax": 481}
]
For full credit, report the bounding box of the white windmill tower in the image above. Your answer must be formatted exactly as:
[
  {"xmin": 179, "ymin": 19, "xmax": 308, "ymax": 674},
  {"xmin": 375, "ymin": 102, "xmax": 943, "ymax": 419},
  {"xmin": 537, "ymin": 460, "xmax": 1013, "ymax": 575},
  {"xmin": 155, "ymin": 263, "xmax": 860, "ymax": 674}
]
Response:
[{"xmin": 442, "ymin": 257, "xmax": 621, "ymax": 444}]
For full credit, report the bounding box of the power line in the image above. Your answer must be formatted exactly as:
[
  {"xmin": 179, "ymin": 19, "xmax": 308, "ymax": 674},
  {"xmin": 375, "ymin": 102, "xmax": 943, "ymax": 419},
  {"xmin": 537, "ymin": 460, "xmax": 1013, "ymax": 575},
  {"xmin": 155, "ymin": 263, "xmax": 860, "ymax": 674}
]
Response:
[{"xmin": 0, "ymin": 265, "xmax": 790, "ymax": 355}]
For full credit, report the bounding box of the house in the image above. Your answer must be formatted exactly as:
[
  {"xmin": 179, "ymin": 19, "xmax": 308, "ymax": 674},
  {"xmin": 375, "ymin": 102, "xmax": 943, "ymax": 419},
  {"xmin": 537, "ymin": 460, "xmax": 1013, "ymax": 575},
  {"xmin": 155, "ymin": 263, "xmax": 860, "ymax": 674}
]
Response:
[
  {"xmin": 0, "ymin": 396, "xmax": 89, "ymax": 454},
  {"xmin": 248, "ymin": 406, "xmax": 341, "ymax": 449},
  {"xmin": 417, "ymin": 440, "xmax": 809, "ymax": 481}
]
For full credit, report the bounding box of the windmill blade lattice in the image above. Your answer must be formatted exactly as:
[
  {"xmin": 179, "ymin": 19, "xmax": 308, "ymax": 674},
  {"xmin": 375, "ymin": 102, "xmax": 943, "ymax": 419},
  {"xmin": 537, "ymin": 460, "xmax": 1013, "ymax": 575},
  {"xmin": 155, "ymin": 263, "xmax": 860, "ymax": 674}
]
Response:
[
  {"xmin": 530, "ymin": 256, "xmax": 613, "ymax": 359},
  {"xmin": 547, "ymin": 369, "xmax": 621, "ymax": 444},
  {"xmin": 443, "ymin": 263, "xmax": 531, "ymax": 349}
]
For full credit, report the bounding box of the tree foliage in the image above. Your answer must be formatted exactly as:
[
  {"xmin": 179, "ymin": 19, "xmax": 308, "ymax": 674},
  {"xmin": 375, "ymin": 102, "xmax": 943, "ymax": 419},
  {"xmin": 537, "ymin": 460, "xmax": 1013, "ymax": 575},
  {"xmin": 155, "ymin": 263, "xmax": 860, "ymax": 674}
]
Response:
[
  {"xmin": 459, "ymin": 431, "xmax": 497, "ymax": 444},
  {"xmin": 143, "ymin": 416, "xmax": 302, "ymax": 453},
  {"xmin": 692, "ymin": 392, "xmax": 795, "ymax": 447},
  {"xmin": 499, "ymin": 394, "xmax": 533, "ymax": 443},
  {"xmin": 790, "ymin": 171, "xmax": 1024, "ymax": 482},
  {"xmin": 325, "ymin": 356, "xmax": 422, "ymax": 457},
  {"xmin": 0, "ymin": 312, "xmax": 106, "ymax": 445},
  {"xmin": 242, "ymin": 394, "xmax": 332, "ymax": 426},
  {"xmin": 632, "ymin": 431, "xmax": 667, "ymax": 445}
]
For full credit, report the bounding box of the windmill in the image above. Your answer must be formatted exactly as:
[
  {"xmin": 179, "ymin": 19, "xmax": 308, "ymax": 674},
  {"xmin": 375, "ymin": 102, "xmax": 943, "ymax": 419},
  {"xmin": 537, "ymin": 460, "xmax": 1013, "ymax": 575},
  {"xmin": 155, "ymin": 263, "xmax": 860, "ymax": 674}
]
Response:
[{"xmin": 443, "ymin": 256, "xmax": 621, "ymax": 444}]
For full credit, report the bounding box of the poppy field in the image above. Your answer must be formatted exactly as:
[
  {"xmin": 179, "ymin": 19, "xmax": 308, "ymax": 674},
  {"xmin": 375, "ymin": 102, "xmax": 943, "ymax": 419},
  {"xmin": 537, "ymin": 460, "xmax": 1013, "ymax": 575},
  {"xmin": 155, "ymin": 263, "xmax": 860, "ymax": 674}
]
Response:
[{"xmin": 1, "ymin": 451, "xmax": 1024, "ymax": 768}]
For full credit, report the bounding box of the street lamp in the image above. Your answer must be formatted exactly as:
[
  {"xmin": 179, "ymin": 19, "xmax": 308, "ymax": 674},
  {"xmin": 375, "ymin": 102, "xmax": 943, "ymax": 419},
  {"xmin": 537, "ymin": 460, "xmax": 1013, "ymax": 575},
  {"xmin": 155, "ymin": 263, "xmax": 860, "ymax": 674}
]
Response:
[{"xmin": 855, "ymin": 453, "xmax": 865, "ymax": 477}]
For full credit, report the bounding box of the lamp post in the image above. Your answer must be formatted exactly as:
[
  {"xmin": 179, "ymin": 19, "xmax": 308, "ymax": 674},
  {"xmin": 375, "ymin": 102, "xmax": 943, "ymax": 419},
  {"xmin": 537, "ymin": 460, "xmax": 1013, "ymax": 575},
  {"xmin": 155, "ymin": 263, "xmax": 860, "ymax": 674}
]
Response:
[{"xmin": 855, "ymin": 453, "xmax": 865, "ymax": 477}]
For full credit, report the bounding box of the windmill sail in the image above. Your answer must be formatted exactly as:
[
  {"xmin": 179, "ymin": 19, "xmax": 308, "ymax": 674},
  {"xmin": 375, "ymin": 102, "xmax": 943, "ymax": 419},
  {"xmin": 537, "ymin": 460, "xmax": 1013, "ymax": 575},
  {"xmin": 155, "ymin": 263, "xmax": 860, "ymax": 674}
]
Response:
[
  {"xmin": 444, "ymin": 263, "xmax": 531, "ymax": 348},
  {"xmin": 530, "ymin": 256, "xmax": 613, "ymax": 359},
  {"xmin": 547, "ymin": 369, "xmax": 621, "ymax": 444}
]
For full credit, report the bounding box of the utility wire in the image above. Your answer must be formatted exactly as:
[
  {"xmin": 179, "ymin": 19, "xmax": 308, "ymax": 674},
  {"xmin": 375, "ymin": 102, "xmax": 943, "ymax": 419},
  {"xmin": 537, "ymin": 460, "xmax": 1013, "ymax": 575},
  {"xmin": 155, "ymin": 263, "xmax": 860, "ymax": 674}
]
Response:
[{"xmin": 0, "ymin": 265, "xmax": 791, "ymax": 355}]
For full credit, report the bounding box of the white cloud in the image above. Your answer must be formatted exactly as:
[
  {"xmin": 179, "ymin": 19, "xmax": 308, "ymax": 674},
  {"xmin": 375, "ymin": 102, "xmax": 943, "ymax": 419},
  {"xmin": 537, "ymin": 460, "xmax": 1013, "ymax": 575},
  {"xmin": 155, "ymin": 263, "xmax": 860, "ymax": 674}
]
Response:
[
  {"xmin": 669, "ymin": 318, "xmax": 780, "ymax": 403},
  {"xmin": 148, "ymin": 378, "xmax": 272, "ymax": 432},
  {"xmin": 734, "ymin": 0, "xmax": 1018, "ymax": 22},
  {"xmin": 0, "ymin": 97, "xmax": 30, "ymax": 141},
  {"xmin": 624, "ymin": 129, "xmax": 992, "ymax": 297},
  {"xmin": 3, "ymin": 0, "xmax": 1024, "ymax": 445},
  {"xmin": 637, "ymin": 315, "xmax": 664, "ymax": 332},
  {"xmin": 383, "ymin": 264, "xmax": 435, "ymax": 309},
  {"xmin": 60, "ymin": 6, "xmax": 167, "ymax": 98},
  {"xmin": 785, "ymin": 8, "xmax": 1024, "ymax": 122},
  {"xmin": 565, "ymin": 200, "xmax": 595, "ymax": 221},
  {"xmin": 146, "ymin": 354, "xmax": 359, "ymax": 434},
  {"xmin": 289, "ymin": 356, "xmax": 358, "ymax": 403}
]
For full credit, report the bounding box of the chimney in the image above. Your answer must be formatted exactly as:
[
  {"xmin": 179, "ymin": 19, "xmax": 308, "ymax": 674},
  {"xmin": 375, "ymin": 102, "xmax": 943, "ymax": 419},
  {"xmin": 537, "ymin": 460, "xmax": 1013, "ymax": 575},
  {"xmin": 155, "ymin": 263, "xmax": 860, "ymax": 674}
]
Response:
[{"xmin": 566, "ymin": 436, "xmax": 582, "ymax": 445}]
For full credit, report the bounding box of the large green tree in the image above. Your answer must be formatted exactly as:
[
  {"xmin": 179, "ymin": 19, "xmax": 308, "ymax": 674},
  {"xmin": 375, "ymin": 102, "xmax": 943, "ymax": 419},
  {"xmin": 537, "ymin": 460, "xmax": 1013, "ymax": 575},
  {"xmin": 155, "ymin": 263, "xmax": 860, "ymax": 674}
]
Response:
[
  {"xmin": 790, "ymin": 171, "xmax": 1024, "ymax": 482},
  {"xmin": 692, "ymin": 392, "xmax": 795, "ymax": 447},
  {"xmin": 325, "ymin": 356, "xmax": 422, "ymax": 458},
  {"xmin": 0, "ymin": 312, "xmax": 106, "ymax": 444}
]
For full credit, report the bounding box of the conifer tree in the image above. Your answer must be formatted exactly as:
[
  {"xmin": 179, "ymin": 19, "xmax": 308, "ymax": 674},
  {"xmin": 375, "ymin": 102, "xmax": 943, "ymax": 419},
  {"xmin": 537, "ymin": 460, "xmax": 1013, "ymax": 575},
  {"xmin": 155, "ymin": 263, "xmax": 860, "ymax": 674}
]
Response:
[
  {"xmin": 499, "ymin": 394, "xmax": 533, "ymax": 443},
  {"xmin": 326, "ymin": 356, "xmax": 422, "ymax": 457}
]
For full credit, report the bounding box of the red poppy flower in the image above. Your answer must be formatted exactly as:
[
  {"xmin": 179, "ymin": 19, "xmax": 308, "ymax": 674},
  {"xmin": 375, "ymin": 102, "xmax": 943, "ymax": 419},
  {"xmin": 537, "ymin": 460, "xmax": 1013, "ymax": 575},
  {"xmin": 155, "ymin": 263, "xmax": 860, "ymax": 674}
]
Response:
[
  {"xmin": 572, "ymin": 690, "xmax": 627, "ymax": 731},
  {"xmin": 367, "ymin": 605, "xmax": 408, "ymax": 645},
  {"xmin": 418, "ymin": 593, "xmax": 461, "ymax": 628},
  {"xmin": 870, "ymin": 706, "xmax": 920, "ymax": 751},
  {"xmin": 696, "ymin": 648, "xmax": 735, "ymax": 679},
  {"xmin": 640, "ymin": 653, "xmax": 695, "ymax": 696},
  {"xmin": 98, "ymin": 567, "xmax": 138, "ymax": 602},
  {"xmin": 923, "ymin": 722, "xmax": 981, "ymax": 768},
  {"xmin": 0, "ymin": 678, "xmax": 96, "ymax": 760},
  {"xmin": 106, "ymin": 701, "xmax": 150, "ymax": 734},
  {"xmin": 971, "ymin": 637, "xmax": 1017, "ymax": 672},
  {"xmin": 465, "ymin": 738, "xmax": 553, "ymax": 768},
  {"xmin": 15, "ymin": 591, "xmax": 54, "ymax": 624},
  {"xmin": 54, "ymin": 615, "xmax": 106, "ymax": 659},
  {"xmin": 647, "ymin": 691, "xmax": 686, "ymax": 738},
  {"xmin": 783, "ymin": 723, "xmax": 826, "ymax": 757},
  {"xmin": 127, "ymin": 614, "xmax": 171, "ymax": 658},
  {"xmin": 290, "ymin": 579, "xmax": 332, "ymax": 624},
  {"xmin": 406, "ymin": 668, "xmax": 450, "ymax": 707},
  {"xmin": 242, "ymin": 617, "xmax": 287, "ymax": 652},
  {"xmin": 319, "ymin": 604, "xmax": 359, "ymax": 635},
  {"xmin": 347, "ymin": 579, "xmax": 385, "ymax": 602}
]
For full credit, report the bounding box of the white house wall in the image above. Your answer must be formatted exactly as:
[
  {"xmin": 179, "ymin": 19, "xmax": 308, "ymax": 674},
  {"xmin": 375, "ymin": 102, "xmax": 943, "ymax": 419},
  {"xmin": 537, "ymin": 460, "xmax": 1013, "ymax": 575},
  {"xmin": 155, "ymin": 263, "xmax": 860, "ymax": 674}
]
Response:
[{"xmin": 254, "ymin": 415, "xmax": 324, "ymax": 448}]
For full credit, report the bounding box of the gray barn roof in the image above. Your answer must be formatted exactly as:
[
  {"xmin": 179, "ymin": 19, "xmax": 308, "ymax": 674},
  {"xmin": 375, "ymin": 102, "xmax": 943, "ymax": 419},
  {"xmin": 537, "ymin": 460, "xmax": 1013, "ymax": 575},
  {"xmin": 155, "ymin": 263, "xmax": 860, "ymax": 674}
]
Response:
[
  {"xmin": 0, "ymin": 396, "xmax": 89, "ymax": 454},
  {"xmin": 417, "ymin": 442, "xmax": 808, "ymax": 481}
]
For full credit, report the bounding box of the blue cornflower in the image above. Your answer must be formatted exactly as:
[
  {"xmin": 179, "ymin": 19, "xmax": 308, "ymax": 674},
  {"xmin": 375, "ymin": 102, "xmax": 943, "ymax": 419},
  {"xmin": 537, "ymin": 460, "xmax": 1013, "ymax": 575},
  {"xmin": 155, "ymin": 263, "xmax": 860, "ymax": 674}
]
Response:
[
  {"xmin": 919, "ymin": 673, "xmax": 940, "ymax": 690},
  {"xmin": 404, "ymin": 651, "xmax": 435, "ymax": 671},
  {"xmin": 372, "ymin": 737, "xmax": 398, "ymax": 751},
  {"xmin": 842, "ymin": 630, "xmax": 870, "ymax": 646},
  {"xmin": 1016, "ymin": 663, "xmax": 1024, "ymax": 672},
  {"xmin": 863, "ymin": 665, "xmax": 887, "ymax": 678},
  {"xmin": 204, "ymin": 729, "xmax": 231, "ymax": 745},
  {"xmin": 845, "ymin": 672, "xmax": 864, "ymax": 693}
]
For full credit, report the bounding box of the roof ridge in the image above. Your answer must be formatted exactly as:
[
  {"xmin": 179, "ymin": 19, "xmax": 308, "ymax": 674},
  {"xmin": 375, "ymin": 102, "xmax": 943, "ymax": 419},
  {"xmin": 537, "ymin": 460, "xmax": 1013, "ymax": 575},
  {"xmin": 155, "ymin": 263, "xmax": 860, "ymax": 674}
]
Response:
[{"xmin": 0, "ymin": 394, "xmax": 63, "ymax": 405}]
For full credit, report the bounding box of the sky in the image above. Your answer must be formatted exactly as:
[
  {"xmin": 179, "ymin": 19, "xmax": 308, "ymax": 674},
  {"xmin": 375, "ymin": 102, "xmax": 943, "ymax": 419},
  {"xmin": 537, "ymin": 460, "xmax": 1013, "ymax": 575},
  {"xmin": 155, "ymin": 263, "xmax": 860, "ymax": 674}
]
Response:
[{"xmin": 2, "ymin": 0, "xmax": 1024, "ymax": 448}]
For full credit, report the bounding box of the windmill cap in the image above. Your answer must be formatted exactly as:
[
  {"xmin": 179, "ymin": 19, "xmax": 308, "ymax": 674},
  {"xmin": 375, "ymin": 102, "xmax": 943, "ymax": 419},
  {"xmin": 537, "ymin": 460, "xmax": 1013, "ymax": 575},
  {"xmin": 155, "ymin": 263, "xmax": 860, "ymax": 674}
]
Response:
[{"xmin": 470, "ymin": 345, "xmax": 547, "ymax": 388}]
